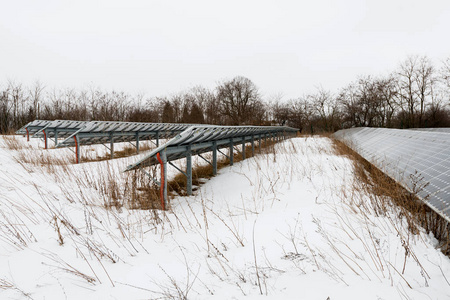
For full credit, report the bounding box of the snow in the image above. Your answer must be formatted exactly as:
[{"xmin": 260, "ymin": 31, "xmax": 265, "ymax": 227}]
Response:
[{"xmin": 1, "ymin": 135, "xmax": 450, "ymax": 299}]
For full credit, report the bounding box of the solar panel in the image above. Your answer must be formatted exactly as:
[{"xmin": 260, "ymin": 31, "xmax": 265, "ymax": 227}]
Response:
[
  {"xmin": 56, "ymin": 121, "xmax": 194, "ymax": 148},
  {"xmin": 16, "ymin": 120, "xmax": 52, "ymax": 136},
  {"xmin": 16, "ymin": 120, "xmax": 90, "ymax": 147},
  {"xmin": 333, "ymin": 127, "xmax": 450, "ymax": 223},
  {"xmin": 126, "ymin": 125, "xmax": 297, "ymax": 170},
  {"xmin": 409, "ymin": 128, "xmax": 450, "ymax": 133},
  {"xmin": 17, "ymin": 119, "xmax": 201, "ymax": 161}
]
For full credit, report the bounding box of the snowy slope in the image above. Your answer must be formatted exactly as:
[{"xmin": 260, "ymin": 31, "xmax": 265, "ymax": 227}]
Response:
[{"xmin": 0, "ymin": 135, "xmax": 449, "ymax": 299}]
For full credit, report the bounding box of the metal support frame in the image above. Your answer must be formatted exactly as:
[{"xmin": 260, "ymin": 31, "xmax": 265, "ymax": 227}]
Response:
[
  {"xmin": 241, "ymin": 137, "xmax": 246, "ymax": 160},
  {"xmin": 229, "ymin": 140, "xmax": 234, "ymax": 166},
  {"xmin": 186, "ymin": 146, "xmax": 192, "ymax": 196},
  {"xmin": 139, "ymin": 166, "xmax": 160, "ymax": 185},
  {"xmin": 251, "ymin": 135, "xmax": 255, "ymax": 157},
  {"xmin": 74, "ymin": 135, "xmax": 80, "ymax": 164},
  {"xmin": 156, "ymin": 151, "xmax": 168, "ymax": 210},
  {"xmin": 161, "ymin": 151, "xmax": 168, "ymax": 208},
  {"xmin": 110, "ymin": 134, "xmax": 114, "ymax": 159},
  {"xmin": 259, "ymin": 134, "xmax": 262, "ymax": 152},
  {"xmin": 198, "ymin": 154, "xmax": 213, "ymax": 166},
  {"xmin": 54, "ymin": 129, "xmax": 58, "ymax": 145},
  {"xmin": 136, "ymin": 132, "xmax": 140, "ymax": 154},
  {"xmin": 168, "ymin": 161, "xmax": 187, "ymax": 177},
  {"xmin": 43, "ymin": 129, "xmax": 48, "ymax": 149},
  {"xmin": 217, "ymin": 148, "xmax": 229, "ymax": 159},
  {"xmin": 212, "ymin": 141, "xmax": 217, "ymax": 175}
]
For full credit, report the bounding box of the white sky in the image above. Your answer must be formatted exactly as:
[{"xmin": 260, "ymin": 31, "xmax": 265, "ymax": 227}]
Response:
[{"xmin": 1, "ymin": 0, "xmax": 449, "ymax": 100}]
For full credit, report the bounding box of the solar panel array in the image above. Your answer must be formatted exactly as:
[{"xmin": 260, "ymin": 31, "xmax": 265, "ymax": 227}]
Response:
[
  {"xmin": 56, "ymin": 121, "xmax": 192, "ymax": 147},
  {"xmin": 333, "ymin": 127, "xmax": 450, "ymax": 222},
  {"xmin": 17, "ymin": 120, "xmax": 88, "ymax": 138},
  {"xmin": 16, "ymin": 120, "xmax": 52, "ymax": 135},
  {"xmin": 125, "ymin": 124, "xmax": 298, "ymax": 209},
  {"xmin": 17, "ymin": 120, "xmax": 297, "ymax": 166},
  {"xmin": 16, "ymin": 119, "xmax": 192, "ymax": 147},
  {"xmin": 126, "ymin": 124, "xmax": 298, "ymax": 171},
  {"xmin": 17, "ymin": 120, "xmax": 298, "ymax": 209}
]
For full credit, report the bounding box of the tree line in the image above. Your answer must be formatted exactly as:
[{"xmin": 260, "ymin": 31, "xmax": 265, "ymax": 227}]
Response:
[{"xmin": 1, "ymin": 55, "xmax": 449, "ymax": 134}]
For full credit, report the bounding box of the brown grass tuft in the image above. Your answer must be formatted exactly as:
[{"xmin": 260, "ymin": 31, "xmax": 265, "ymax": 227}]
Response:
[
  {"xmin": 82, "ymin": 143, "xmax": 154, "ymax": 163},
  {"xmin": 2, "ymin": 135, "xmax": 32, "ymax": 151}
]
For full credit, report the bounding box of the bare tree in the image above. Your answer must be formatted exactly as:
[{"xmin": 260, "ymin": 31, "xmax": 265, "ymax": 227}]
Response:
[
  {"xmin": 216, "ymin": 76, "xmax": 261, "ymax": 125},
  {"xmin": 162, "ymin": 101, "xmax": 175, "ymax": 123},
  {"xmin": 396, "ymin": 56, "xmax": 418, "ymax": 127},
  {"xmin": 414, "ymin": 56, "xmax": 435, "ymax": 126},
  {"xmin": 28, "ymin": 81, "xmax": 45, "ymax": 120},
  {"xmin": 441, "ymin": 57, "xmax": 450, "ymax": 89},
  {"xmin": 188, "ymin": 86, "xmax": 220, "ymax": 125},
  {"xmin": 309, "ymin": 87, "xmax": 339, "ymax": 132},
  {"xmin": 395, "ymin": 55, "xmax": 436, "ymax": 127}
]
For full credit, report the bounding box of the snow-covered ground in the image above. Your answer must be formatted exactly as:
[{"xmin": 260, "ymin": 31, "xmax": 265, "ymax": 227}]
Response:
[{"xmin": 0, "ymin": 135, "xmax": 449, "ymax": 299}]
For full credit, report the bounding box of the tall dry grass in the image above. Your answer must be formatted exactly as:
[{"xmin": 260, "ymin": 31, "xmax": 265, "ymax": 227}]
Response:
[{"xmin": 82, "ymin": 142, "xmax": 154, "ymax": 162}]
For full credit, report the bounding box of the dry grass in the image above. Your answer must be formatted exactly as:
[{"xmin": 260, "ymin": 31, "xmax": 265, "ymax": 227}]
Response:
[
  {"xmin": 2, "ymin": 135, "xmax": 73, "ymax": 175},
  {"xmin": 332, "ymin": 138, "xmax": 450, "ymax": 255},
  {"xmin": 82, "ymin": 143, "xmax": 154, "ymax": 162},
  {"xmin": 1, "ymin": 135, "xmax": 32, "ymax": 151},
  {"xmin": 3, "ymin": 135, "xmax": 160, "ymax": 211}
]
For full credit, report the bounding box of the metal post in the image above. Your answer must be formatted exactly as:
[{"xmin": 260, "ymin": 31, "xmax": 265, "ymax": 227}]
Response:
[
  {"xmin": 74, "ymin": 135, "xmax": 80, "ymax": 164},
  {"xmin": 212, "ymin": 141, "xmax": 217, "ymax": 175},
  {"xmin": 156, "ymin": 131, "xmax": 160, "ymax": 147},
  {"xmin": 54, "ymin": 129, "xmax": 58, "ymax": 146},
  {"xmin": 43, "ymin": 129, "xmax": 48, "ymax": 149},
  {"xmin": 186, "ymin": 146, "xmax": 192, "ymax": 196},
  {"xmin": 136, "ymin": 132, "xmax": 140, "ymax": 154},
  {"xmin": 110, "ymin": 134, "xmax": 114, "ymax": 159},
  {"xmin": 162, "ymin": 150, "xmax": 168, "ymax": 208},
  {"xmin": 229, "ymin": 140, "xmax": 234, "ymax": 166},
  {"xmin": 242, "ymin": 137, "xmax": 246, "ymax": 160},
  {"xmin": 259, "ymin": 134, "xmax": 262, "ymax": 153},
  {"xmin": 251, "ymin": 135, "xmax": 255, "ymax": 157}
]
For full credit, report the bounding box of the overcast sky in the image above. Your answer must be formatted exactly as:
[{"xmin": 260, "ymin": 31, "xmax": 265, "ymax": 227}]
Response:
[{"xmin": 1, "ymin": 0, "xmax": 449, "ymax": 100}]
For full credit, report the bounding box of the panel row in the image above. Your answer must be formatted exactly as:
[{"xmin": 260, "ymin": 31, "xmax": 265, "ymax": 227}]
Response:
[{"xmin": 333, "ymin": 127, "xmax": 450, "ymax": 222}]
